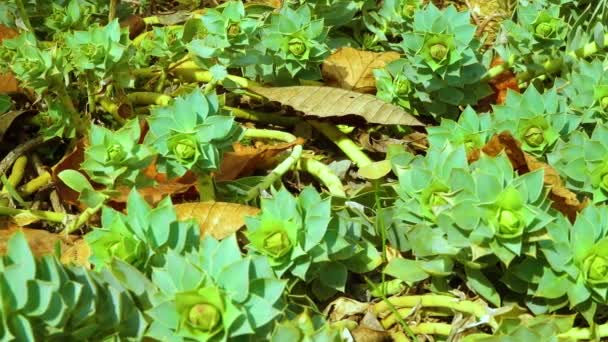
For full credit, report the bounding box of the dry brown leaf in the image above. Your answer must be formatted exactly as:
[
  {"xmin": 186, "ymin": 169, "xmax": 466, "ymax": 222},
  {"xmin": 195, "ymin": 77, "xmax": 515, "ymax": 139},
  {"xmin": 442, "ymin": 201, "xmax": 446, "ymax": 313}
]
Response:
[
  {"xmin": 477, "ymin": 57, "xmax": 520, "ymax": 111},
  {"xmin": 174, "ymin": 202, "xmax": 260, "ymax": 240},
  {"xmin": 469, "ymin": 131, "xmax": 586, "ymax": 222},
  {"xmin": 322, "ymin": 48, "xmax": 400, "ymax": 93},
  {"xmin": 60, "ymin": 239, "xmax": 91, "ymax": 267},
  {"xmin": 0, "ymin": 25, "xmax": 21, "ymax": 94},
  {"xmin": 250, "ymin": 85, "xmax": 423, "ymax": 126},
  {"xmin": 0, "ymin": 226, "xmax": 79, "ymax": 257},
  {"xmin": 216, "ymin": 138, "xmax": 305, "ymax": 181}
]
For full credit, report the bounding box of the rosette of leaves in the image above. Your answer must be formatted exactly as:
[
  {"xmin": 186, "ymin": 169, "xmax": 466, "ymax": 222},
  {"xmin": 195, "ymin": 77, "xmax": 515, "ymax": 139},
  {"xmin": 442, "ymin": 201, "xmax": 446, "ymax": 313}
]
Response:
[
  {"xmin": 146, "ymin": 236, "xmax": 286, "ymax": 341},
  {"xmin": 449, "ymin": 153, "xmax": 554, "ymax": 268},
  {"xmin": 558, "ymin": 58, "xmax": 608, "ymax": 123},
  {"xmin": 0, "ymin": 232, "xmax": 151, "ymax": 340},
  {"xmin": 396, "ymin": 4, "xmax": 491, "ymax": 117},
  {"xmin": 44, "ymin": 0, "xmax": 92, "ymax": 37},
  {"xmin": 426, "ymin": 106, "xmax": 493, "ymax": 152},
  {"xmin": 188, "ymin": 1, "xmax": 263, "ymax": 67},
  {"xmin": 496, "ymin": 3, "xmax": 566, "ymax": 76},
  {"xmin": 80, "ymin": 119, "xmax": 155, "ymax": 188},
  {"xmin": 292, "ymin": 0, "xmax": 365, "ymax": 28},
  {"xmin": 516, "ymin": 205, "xmax": 608, "ymax": 322},
  {"xmin": 33, "ymin": 100, "xmax": 78, "ymax": 140},
  {"xmin": 362, "ymin": 0, "xmax": 422, "ymax": 48},
  {"xmin": 373, "ymin": 58, "xmax": 416, "ymax": 110},
  {"xmin": 491, "ymin": 86, "xmax": 580, "ymax": 157},
  {"xmin": 134, "ymin": 26, "xmax": 189, "ymax": 68},
  {"xmin": 245, "ymin": 186, "xmax": 381, "ymax": 299},
  {"xmin": 144, "ymin": 89, "xmax": 243, "ymax": 178},
  {"xmin": 85, "ymin": 189, "xmax": 200, "ymax": 273},
  {"xmin": 548, "ymin": 123, "xmax": 608, "ymax": 203},
  {"xmin": 257, "ymin": 4, "xmax": 330, "ymax": 82},
  {"xmin": 271, "ymin": 310, "xmax": 344, "ymax": 342},
  {"xmin": 64, "ymin": 19, "xmax": 132, "ymax": 87},
  {"xmin": 0, "ymin": 32, "xmax": 67, "ymax": 94}
]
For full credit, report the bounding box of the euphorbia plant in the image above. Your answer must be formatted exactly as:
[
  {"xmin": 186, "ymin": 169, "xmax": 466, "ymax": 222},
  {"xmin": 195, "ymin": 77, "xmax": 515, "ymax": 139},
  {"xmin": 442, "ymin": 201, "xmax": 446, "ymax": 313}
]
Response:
[
  {"xmin": 146, "ymin": 236, "xmax": 286, "ymax": 341},
  {"xmin": 80, "ymin": 118, "xmax": 155, "ymax": 188},
  {"xmin": 144, "ymin": 88, "xmax": 243, "ymax": 198},
  {"xmin": 245, "ymin": 186, "xmax": 381, "ymax": 299}
]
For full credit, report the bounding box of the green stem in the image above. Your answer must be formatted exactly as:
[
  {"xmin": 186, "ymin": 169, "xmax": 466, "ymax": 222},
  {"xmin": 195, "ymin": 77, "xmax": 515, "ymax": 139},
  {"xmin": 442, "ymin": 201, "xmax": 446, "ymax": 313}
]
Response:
[
  {"xmin": 127, "ymin": 92, "xmax": 172, "ymax": 106},
  {"xmin": 98, "ymin": 97, "xmax": 129, "ymax": 124},
  {"xmin": 390, "ymin": 323, "xmax": 453, "ymax": 339},
  {"xmin": 0, "ymin": 156, "xmax": 27, "ymax": 207},
  {"xmin": 66, "ymin": 204, "xmax": 103, "ymax": 234},
  {"xmin": 483, "ymin": 33, "xmax": 608, "ymax": 83},
  {"xmin": 19, "ymin": 172, "xmax": 52, "ymax": 197},
  {"xmin": 373, "ymin": 294, "xmax": 497, "ymax": 329},
  {"xmin": 226, "ymin": 106, "xmax": 300, "ymax": 127},
  {"xmin": 243, "ymin": 129, "xmax": 302, "ymax": 201},
  {"xmin": 172, "ymin": 62, "xmax": 255, "ymax": 88},
  {"xmin": 108, "ymin": 0, "xmax": 119, "ymax": 22},
  {"xmin": 308, "ymin": 120, "xmax": 373, "ymax": 168},
  {"xmin": 198, "ymin": 173, "xmax": 215, "ymax": 202},
  {"xmin": 296, "ymin": 158, "xmax": 346, "ymax": 198},
  {"xmin": 0, "ymin": 206, "xmax": 67, "ymax": 223},
  {"xmin": 558, "ymin": 323, "xmax": 608, "ymax": 340},
  {"xmin": 14, "ymin": 0, "xmax": 34, "ymax": 32}
]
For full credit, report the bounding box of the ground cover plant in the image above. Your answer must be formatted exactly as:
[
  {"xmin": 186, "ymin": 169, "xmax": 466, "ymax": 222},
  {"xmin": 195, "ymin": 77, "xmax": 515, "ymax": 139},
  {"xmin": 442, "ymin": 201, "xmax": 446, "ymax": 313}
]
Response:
[{"xmin": 2, "ymin": 0, "xmax": 608, "ymax": 341}]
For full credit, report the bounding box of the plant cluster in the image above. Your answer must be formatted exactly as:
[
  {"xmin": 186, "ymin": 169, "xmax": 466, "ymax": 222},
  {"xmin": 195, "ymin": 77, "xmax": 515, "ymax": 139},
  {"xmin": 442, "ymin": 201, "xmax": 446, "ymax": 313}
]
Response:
[{"xmin": 4, "ymin": 0, "xmax": 608, "ymax": 340}]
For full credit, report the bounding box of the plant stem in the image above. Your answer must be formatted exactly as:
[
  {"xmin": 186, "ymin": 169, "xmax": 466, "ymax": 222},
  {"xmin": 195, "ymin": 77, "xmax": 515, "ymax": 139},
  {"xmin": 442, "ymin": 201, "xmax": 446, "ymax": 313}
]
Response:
[
  {"xmin": 172, "ymin": 62, "xmax": 255, "ymax": 88},
  {"xmin": 389, "ymin": 323, "xmax": 453, "ymax": 339},
  {"xmin": 373, "ymin": 294, "xmax": 497, "ymax": 329},
  {"xmin": 19, "ymin": 172, "xmax": 52, "ymax": 196},
  {"xmin": 198, "ymin": 173, "xmax": 215, "ymax": 202},
  {"xmin": 14, "ymin": 0, "xmax": 34, "ymax": 32},
  {"xmin": 98, "ymin": 97, "xmax": 130, "ymax": 124},
  {"xmin": 243, "ymin": 129, "xmax": 303, "ymax": 201},
  {"xmin": 127, "ymin": 92, "xmax": 172, "ymax": 106},
  {"xmin": 558, "ymin": 322, "xmax": 608, "ymax": 340},
  {"xmin": 108, "ymin": 0, "xmax": 119, "ymax": 22},
  {"xmin": 308, "ymin": 120, "xmax": 373, "ymax": 168},
  {"xmin": 0, "ymin": 206, "xmax": 67, "ymax": 223},
  {"xmin": 0, "ymin": 156, "xmax": 27, "ymax": 206},
  {"xmin": 483, "ymin": 33, "xmax": 608, "ymax": 83},
  {"xmin": 226, "ymin": 106, "xmax": 300, "ymax": 127},
  {"xmin": 296, "ymin": 158, "xmax": 346, "ymax": 197},
  {"xmin": 0, "ymin": 137, "xmax": 47, "ymax": 181},
  {"xmin": 66, "ymin": 203, "xmax": 103, "ymax": 234}
]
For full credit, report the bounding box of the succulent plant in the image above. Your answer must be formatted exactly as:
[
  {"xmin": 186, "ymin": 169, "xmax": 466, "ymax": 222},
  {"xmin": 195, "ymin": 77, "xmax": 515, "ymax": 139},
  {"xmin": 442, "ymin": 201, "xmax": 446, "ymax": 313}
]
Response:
[
  {"xmin": 426, "ymin": 106, "xmax": 493, "ymax": 152},
  {"xmin": 144, "ymin": 89, "xmax": 243, "ymax": 178}
]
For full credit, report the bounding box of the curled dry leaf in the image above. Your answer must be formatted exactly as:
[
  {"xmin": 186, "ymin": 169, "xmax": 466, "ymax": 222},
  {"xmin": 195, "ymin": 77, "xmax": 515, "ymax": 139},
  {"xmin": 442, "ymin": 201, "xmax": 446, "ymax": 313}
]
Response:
[
  {"xmin": 322, "ymin": 48, "xmax": 400, "ymax": 94},
  {"xmin": 250, "ymin": 85, "xmax": 423, "ymax": 126},
  {"xmin": 469, "ymin": 131, "xmax": 587, "ymax": 222},
  {"xmin": 324, "ymin": 297, "xmax": 370, "ymax": 322},
  {"xmin": 174, "ymin": 201, "xmax": 260, "ymax": 240},
  {"xmin": 0, "ymin": 225, "xmax": 79, "ymax": 258},
  {"xmin": 60, "ymin": 239, "xmax": 91, "ymax": 267},
  {"xmin": 216, "ymin": 137, "xmax": 305, "ymax": 181}
]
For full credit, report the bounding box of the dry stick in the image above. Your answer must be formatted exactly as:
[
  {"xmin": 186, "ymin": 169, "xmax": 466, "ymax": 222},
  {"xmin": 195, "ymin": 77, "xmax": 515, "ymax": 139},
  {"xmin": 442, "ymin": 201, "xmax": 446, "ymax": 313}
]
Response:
[{"xmin": 0, "ymin": 137, "xmax": 47, "ymax": 181}]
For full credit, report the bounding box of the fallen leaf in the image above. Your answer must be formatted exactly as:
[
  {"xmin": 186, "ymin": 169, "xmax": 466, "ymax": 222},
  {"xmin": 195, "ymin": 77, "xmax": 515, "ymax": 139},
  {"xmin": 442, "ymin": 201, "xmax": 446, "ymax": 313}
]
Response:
[
  {"xmin": 322, "ymin": 48, "xmax": 400, "ymax": 93},
  {"xmin": 476, "ymin": 57, "xmax": 520, "ymax": 112},
  {"xmin": 0, "ymin": 226, "xmax": 79, "ymax": 258},
  {"xmin": 216, "ymin": 138, "xmax": 305, "ymax": 181},
  {"xmin": 350, "ymin": 326, "xmax": 390, "ymax": 342},
  {"xmin": 324, "ymin": 297, "xmax": 370, "ymax": 322},
  {"xmin": 60, "ymin": 238, "xmax": 90, "ymax": 267},
  {"xmin": 174, "ymin": 201, "xmax": 260, "ymax": 239},
  {"xmin": 250, "ymin": 85, "xmax": 423, "ymax": 126},
  {"xmin": 52, "ymin": 139, "xmax": 91, "ymax": 208},
  {"xmin": 469, "ymin": 131, "xmax": 586, "ymax": 222},
  {"xmin": 0, "ymin": 25, "xmax": 21, "ymax": 94}
]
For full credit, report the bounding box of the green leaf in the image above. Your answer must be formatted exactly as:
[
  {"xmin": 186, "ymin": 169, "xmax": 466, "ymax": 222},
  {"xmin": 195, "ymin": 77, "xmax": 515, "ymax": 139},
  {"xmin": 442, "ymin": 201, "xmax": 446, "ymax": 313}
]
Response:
[
  {"xmin": 384, "ymin": 258, "xmax": 429, "ymax": 284},
  {"xmin": 465, "ymin": 266, "xmax": 501, "ymax": 307},
  {"xmin": 58, "ymin": 170, "xmax": 94, "ymax": 192},
  {"xmin": 319, "ymin": 262, "xmax": 347, "ymax": 292}
]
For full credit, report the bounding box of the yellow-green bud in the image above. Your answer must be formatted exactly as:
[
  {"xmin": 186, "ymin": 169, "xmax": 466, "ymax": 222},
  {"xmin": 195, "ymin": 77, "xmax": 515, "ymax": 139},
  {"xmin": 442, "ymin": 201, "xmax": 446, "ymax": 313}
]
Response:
[
  {"xmin": 263, "ymin": 231, "xmax": 292, "ymax": 258},
  {"xmin": 535, "ymin": 22, "xmax": 554, "ymax": 37},
  {"xmin": 429, "ymin": 43, "xmax": 448, "ymax": 61},
  {"xmin": 601, "ymin": 96, "xmax": 608, "ymax": 110},
  {"xmin": 173, "ymin": 138, "xmax": 197, "ymax": 162},
  {"xmin": 401, "ymin": 4, "xmax": 415, "ymax": 17},
  {"xmin": 394, "ymin": 78, "xmax": 410, "ymax": 96},
  {"xmin": 498, "ymin": 209, "xmax": 520, "ymax": 235},
  {"xmin": 586, "ymin": 255, "xmax": 608, "ymax": 281},
  {"xmin": 106, "ymin": 144, "xmax": 126, "ymax": 163},
  {"xmin": 288, "ymin": 37, "xmax": 307, "ymax": 57},
  {"xmin": 524, "ymin": 127, "xmax": 544, "ymax": 147},
  {"xmin": 227, "ymin": 23, "xmax": 240, "ymax": 36},
  {"xmin": 188, "ymin": 303, "xmax": 221, "ymax": 331}
]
